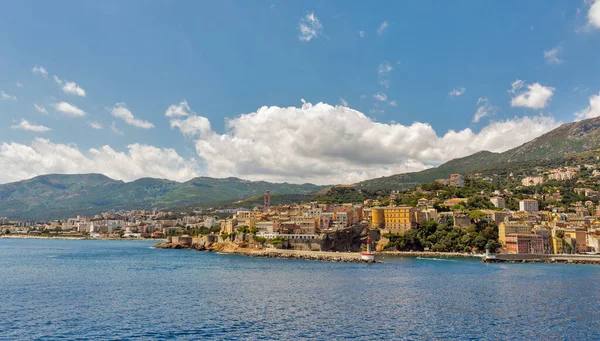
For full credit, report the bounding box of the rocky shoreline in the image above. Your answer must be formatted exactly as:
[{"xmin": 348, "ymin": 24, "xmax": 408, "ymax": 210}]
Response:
[
  {"xmin": 154, "ymin": 241, "xmax": 378, "ymax": 263},
  {"xmin": 375, "ymin": 251, "xmax": 481, "ymax": 258}
]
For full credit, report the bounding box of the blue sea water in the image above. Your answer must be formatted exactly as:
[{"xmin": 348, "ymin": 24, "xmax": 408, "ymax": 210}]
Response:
[{"xmin": 1, "ymin": 239, "xmax": 600, "ymax": 340}]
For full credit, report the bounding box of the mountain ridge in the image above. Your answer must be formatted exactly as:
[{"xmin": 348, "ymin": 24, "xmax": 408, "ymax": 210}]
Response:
[{"xmin": 4, "ymin": 116, "xmax": 600, "ymax": 220}]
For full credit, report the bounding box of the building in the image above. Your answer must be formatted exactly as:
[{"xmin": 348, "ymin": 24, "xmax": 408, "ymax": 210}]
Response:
[
  {"xmin": 371, "ymin": 206, "xmax": 417, "ymax": 234},
  {"xmin": 498, "ymin": 223, "xmax": 532, "ymax": 244},
  {"xmin": 519, "ymin": 199, "xmax": 539, "ymax": 213},
  {"xmin": 563, "ymin": 228, "xmax": 588, "ymax": 253},
  {"xmin": 490, "ymin": 196, "xmax": 506, "ymax": 209},
  {"xmin": 442, "ymin": 198, "xmax": 468, "ymax": 208},
  {"xmin": 521, "ymin": 176, "xmax": 544, "ymax": 187},
  {"xmin": 449, "ymin": 174, "xmax": 465, "ymax": 187},
  {"xmin": 504, "ymin": 234, "xmax": 544, "ymax": 254}
]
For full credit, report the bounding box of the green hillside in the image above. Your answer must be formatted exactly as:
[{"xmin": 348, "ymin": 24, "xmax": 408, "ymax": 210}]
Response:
[
  {"xmin": 0, "ymin": 174, "xmax": 325, "ymax": 220},
  {"xmin": 356, "ymin": 116, "xmax": 600, "ymax": 190}
]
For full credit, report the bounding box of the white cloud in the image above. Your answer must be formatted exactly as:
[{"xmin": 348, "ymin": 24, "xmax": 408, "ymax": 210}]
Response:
[
  {"xmin": 589, "ymin": 0, "xmax": 600, "ymax": 28},
  {"xmin": 575, "ymin": 92, "xmax": 600, "ymax": 120},
  {"xmin": 0, "ymin": 138, "xmax": 199, "ymax": 184},
  {"xmin": 11, "ymin": 119, "xmax": 51, "ymax": 132},
  {"xmin": 1, "ymin": 91, "xmax": 17, "ymax": 101},
  {"xmin": 16, "ymin": 82, "xmax": 23, "ymax": 88},
  {"xmin": 110, "ymin": 103, "xmax": 154, "ymax": 129},
  {"xmin": 449, "ymin": 87, "xmax": 466, "ymax": 97},
  {"xmin": 53, "ymin": 102, "xmax": 86, "ymax": 117},
  {"xmin": 377, "ymin": 61, "xmax": 393, "ymax": 88},
  {"xmin": 359, "ymin": 31, "xmax": 365, "ymax": 38},
  {"xmin": 377, "ymin": 21, "xmax": 388, "ymax": 35},
  {"xmin": 509, "ymin": 79, "xmax": 525, "ymax": 94},
  {"xmin": 544, "ymin": 45, "xmax": 564, "ymax": 64},
  {"xmin": 54, "ymin": 75, "xmax": 86, "ymax": 97},
  {"xmin": 473, "ymin": 97, "xmax": 496, "ymax": 123},
  {"xmin": 166, "ymin": 100, "xmax": 559, "ymax": 184},
  {"xmin": 298, "ymin": 12, "xmax": 322, "ymax": 42},
  {"xmin": 373, "ymin": 93, "xmax": 387, "ymax": 101},
  {"xmin": 165, "ymin": 100, "xmax": 194, "ymax": 117},
  {"xmin": 389, "ymin": 100, "xmax": 397, "ymax": 106},
  {"xmin": 110, "ymin": 122, "xmax": 123, "ymax": 135},
  {"xmin": 378, "ymin": 61, "xmax": 392, "ymax": 75},
  {"xmin": 339, "ymin": 98, "xmax": 349, "ymax": 107},
  {"xmin": 32, "ymin": 65, "xmax": 48, "ymax": 78},
  {"xmin": 34, "ymin": 104, "xmax": 48, "ymax": 114},
  {"xmin": 509, "ymin": 80, "xmax": 555, "ymax": 109},
  {"xmin": 88, "ymin": 121, "xmax": 103, "ymax": 129}
]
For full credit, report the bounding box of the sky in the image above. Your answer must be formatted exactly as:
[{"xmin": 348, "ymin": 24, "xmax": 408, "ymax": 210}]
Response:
[{"xmin": 1, "ymin": 0, "xmax": 600, "ymax": 185}]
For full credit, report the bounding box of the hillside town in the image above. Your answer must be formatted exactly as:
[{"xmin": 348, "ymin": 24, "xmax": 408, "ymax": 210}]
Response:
[{"xmin": 5, "ymin": 167, "xmax": 600, "ymax": 256}]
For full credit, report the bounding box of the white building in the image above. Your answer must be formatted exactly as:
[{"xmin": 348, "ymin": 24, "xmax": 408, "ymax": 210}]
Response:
[
  {"xmin": 519, "ymin": 199, "xmax": 539, "ymax": 213},
  {"xmin": 521, "ymin": 176, "xmax": 544, "ymax": 187},
  {"xmin": 490, "ymin": 196, "xmax": 506, "ymax": 209}
]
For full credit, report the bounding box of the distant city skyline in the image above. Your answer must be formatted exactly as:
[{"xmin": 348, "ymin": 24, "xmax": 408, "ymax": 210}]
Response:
[{"xmin": 1, "ymin": 0, "xmax": 600, "ymax": 185}]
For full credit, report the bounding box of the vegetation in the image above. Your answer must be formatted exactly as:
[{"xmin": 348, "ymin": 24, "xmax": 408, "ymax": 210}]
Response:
[
  {"xmin": 313, "ymin": 187, "xmax": 386, "ymax": 204},
  {"xmin": 384, "ymin": 220, "xmax": 501, "ymax": 253},
  {"xmin": 0, "ymin": 174, "xmax": 327, "ymax": 220}
]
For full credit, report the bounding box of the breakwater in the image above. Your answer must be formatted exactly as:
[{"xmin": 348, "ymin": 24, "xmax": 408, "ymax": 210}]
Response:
[{"xmin": 483, "ymin": 253, "xmax": 600, "ymax": 265}]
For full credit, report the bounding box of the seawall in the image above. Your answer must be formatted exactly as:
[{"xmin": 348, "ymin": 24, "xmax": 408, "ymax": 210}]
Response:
[{"xmin": 483, "ymin": 254, "xmax": 600, "ymax": 265}]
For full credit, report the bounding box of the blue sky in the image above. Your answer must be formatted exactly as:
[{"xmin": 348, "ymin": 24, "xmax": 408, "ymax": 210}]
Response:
[{"xmin": 1, "ymin": 0, "xmax": 600, "ymax": 185}]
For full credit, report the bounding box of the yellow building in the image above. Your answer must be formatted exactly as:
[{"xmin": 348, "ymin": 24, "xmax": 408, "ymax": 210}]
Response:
[
  {"xmin": 498, "ymin": 223, "xmax": 532, "ymax": 244},
  {"xmin": 371, "ymin": 206, "xmax": 417, "ymax": 234},
  {"xmin": 552, "ymin": 237, "xmax": 564, "ymax": 254},
  {"xmin": 563, "ymin": 228, "xmax": 588, "ymax": 253}
]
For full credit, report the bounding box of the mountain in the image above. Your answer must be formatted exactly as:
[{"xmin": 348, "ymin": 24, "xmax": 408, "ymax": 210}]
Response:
[
  {"xmin": 6, "ymin": 117, "xmax": 600, "ymax": 220},
  {"xmin": 0, "ymin": 174, "xmax": 326, "ymax": 220},
  {"xmin": 355, "ymin": 116, "xmax": 600, "ymax": 190}
]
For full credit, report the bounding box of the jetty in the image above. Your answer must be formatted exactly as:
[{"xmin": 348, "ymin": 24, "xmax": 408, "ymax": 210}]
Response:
[{"xmin": 483, "ymin": 253, "xmax": 600, "ymax": 265}]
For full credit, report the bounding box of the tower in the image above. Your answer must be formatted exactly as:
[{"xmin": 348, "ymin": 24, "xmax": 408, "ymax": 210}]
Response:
[{"xmin": 264, "ymin": 190, "xmax": 271, "ymax": 212}]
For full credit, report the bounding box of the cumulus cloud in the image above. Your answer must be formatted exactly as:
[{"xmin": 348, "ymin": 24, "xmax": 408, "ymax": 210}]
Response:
[
  {"xmin": 110, "ymin": 103, "xmax": 154, "ymax": 129},
  {"xmin": 389, "ymin": 100, "xmax": 397, "ymax": 106},
  {"xmin": 166, "ymin": 100, "xmax": 559, "ymax": 184},
  {"xmin": 88, "ymin": 121, "xmax": 103, "ymax": 129},
  {"xmin": 34, "ymin": 104, "xmax": 48, "ymax": 114},
  {"xmin": 298, "ymin": 12, "xmax": 322, "ymax": 42},
  {"xmin": 473, "ymin": 97, "xmax": 495, "ymax": 123},
  {"xmin": 377, "ymin": 21, "xmax": 388, "ymax": 35},
  {"xmin": 544, "ymin": 45, "xmax": 564, "ymax": 64},
  {"xmin": 11, "ymin": 119, "xmax": 51, "ymax": 132},
  {"xmin": 339, "ymin": 98, "xmax": 349, "ymax": 107},
  {"xmin": 449, "ymin": 87, "xmax": 466, "ymax": 97},
  {"xmin": 53, "ymin": 102, "xmax": 86, "ymax": 117},
  {"xmin": 54, "ymin": 75, "xmax": 86, "ymax": 97},
  {"xmin": 575, "ymin": 92, "xmax": 600, "ymax": 120},
  {"xmin": 509, "ymin": 80, "xmax": 555, "ymax": 109},
  {"xmin": 1, "ymin": 91, "xmax": 17, "ymax": 101},
  {"xmin": 32, "ymin": 65, "xmax": 48, "ymax": 78},
  {"xmin": 0, "ymin": 138, "xmax": 199, "ymax": 184},
  {"xmin": 589, "ymin": 0, "xmax": 600, "ymax": 28},
  {"xmin": 16, "ymin": 82, "xmax": 24, "ymax": 88}
]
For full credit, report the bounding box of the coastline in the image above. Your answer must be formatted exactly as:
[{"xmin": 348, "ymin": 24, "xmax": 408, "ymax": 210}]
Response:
[
  {"xmin": 0, "ymin": 235, "xmax": 165, "ymax": 242},
  {"xmin": 375, "ymin": 251, "xmax": 481, "ymax": 258},
  {"xmin": 154, "ymin": 241, "xmax": 378, "ymax": 263}
]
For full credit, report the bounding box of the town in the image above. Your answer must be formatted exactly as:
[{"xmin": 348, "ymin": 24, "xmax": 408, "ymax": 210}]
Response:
[{"xmin": 4, "ymin": 163, "xmax": 600, "ymax": 259}]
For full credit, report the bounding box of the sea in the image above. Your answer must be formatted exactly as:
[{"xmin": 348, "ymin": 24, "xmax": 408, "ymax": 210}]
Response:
[{"xmin": 1, "ymin": 239, "xmax": 599, "ymax": 340}]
